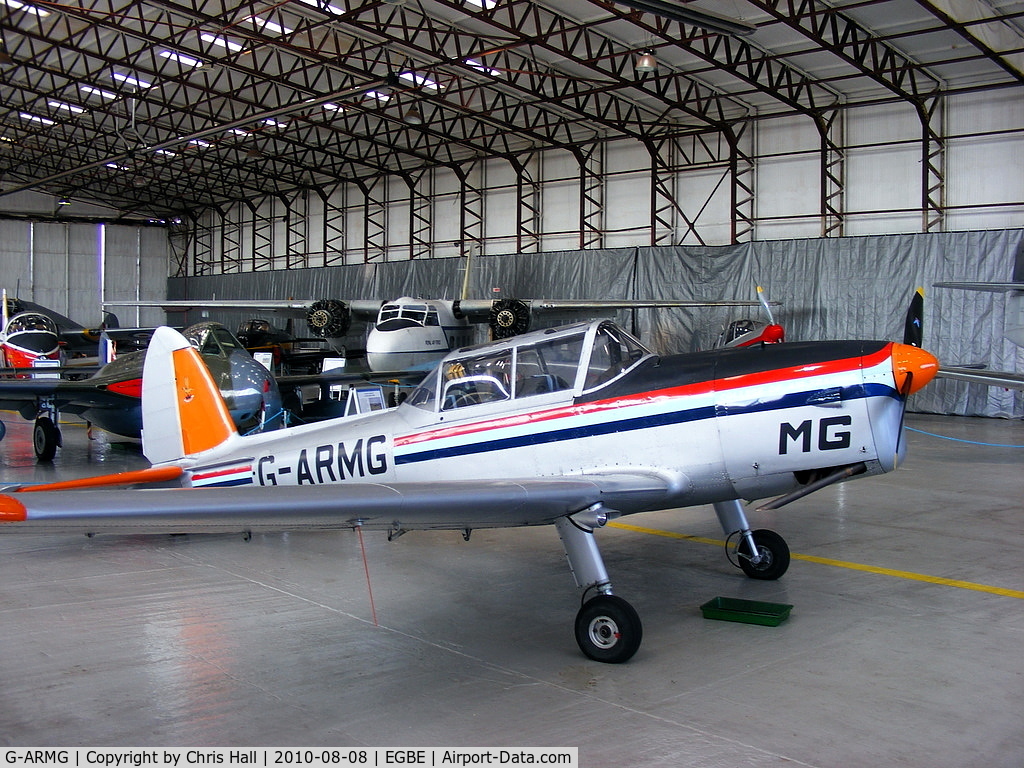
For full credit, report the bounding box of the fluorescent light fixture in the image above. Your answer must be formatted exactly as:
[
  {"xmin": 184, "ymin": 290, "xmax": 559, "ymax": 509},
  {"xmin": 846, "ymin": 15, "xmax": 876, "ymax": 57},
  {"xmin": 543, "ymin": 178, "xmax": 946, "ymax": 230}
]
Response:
[
  {"xmin": 106, "ymin": 162, "xmax": 130, "ymax": 171},
  {"xmin": 0, "ymin": 0, "xmax": 49, "ymax": 18},
  {"xmin": 466, "ymin": 59, "xmax": 500, "ymax": 77},
  {"xmin": 112, "ymin": 72, "xmax": 153, "ymax": 89},
  {"xmin": 189, "ymin": 139, "xmax": 212, "ymax": 148},
  {"xmin": 322, "ymin": 102, "xmax": 345, "ymax": 112},
  {"xmin": 365, "ymin": 90, "xmax": 391, "ymax": 103},
  {"xmin": 262, "ymin": 118, "xmax": 287, "ymax": 129},
  {"xmin": 81, "ymin": 85, "xmax": 117, "ymax": 100},
  {"xmin": 464, "ymin": 0, "xmax": 498, "ymax": 8},
  {"xmin": 160, "ymin": 50, "xmax": 206, "ymax": 69},
  {"xmin": 200, "ymin": 33, "xmax": 245, "ymax": 53},
  {"xmin": 612, "ymin": 0, "xmax": 756, "ymax": 36},
  {"xmin": 399, "ymin": 72, "xmax": 440, "ymax": 91},
  {"xmin": 20, "ymin": 112, "xmax": 56, "ymax": 126},
  {"xmin": 48, "ymin": 101, "xmax": 86, "ymax": 114},
  {"xmin": 230, "ymin": 128, "xmax": 250, "ymax": 136},
  {"xmin": 244, "ymin": 16, "xmax": 294, "ymax": 36},
  {"xmin": 296, "ymin": 0, "xmax": 346, "ymax": 15},
  {"xmin": 154, "ymin": 149, "xmax": 176, "ymax": 157}
]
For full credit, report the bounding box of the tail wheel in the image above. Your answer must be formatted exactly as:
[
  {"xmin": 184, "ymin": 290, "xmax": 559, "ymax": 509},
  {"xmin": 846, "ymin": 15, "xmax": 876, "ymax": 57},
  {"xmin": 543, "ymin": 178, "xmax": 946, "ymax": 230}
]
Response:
[
  {"xmin": 306, "ymin": 299, "xmax": 351, "ymax": 338},
  {"xmin": 574, "ymin": 594, "xmax": 642, "ymax": 664},
  {"xmin": 489, "ymin": 299, "xmax": 530, "ymax": 339},
  {"xmin": 33, "ymin": 417, "xmax": 60, "ymax": 462},
  {"xmin": 738, "ymin": 529, "xmax": 790, "ymax": 581}
]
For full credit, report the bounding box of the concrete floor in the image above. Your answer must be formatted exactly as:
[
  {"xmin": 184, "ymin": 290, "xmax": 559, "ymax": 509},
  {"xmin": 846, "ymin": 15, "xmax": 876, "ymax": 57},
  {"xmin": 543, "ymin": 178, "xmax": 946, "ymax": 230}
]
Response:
[{"xmin": 0, "ymin": 412, "xmax": 1021, "ymax": 766}]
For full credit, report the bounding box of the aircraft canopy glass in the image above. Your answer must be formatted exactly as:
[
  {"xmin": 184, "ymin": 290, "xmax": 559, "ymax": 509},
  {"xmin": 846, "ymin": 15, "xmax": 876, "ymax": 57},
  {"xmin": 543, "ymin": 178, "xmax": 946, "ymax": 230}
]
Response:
[
  {"xmin": 378, "ymin": 302, "xmax": 440, "ymax": 330},
  {"xmin": 404, "ymin": 321, "xmax": 651, "ymax": 412},
  {"xmin": 6, "ymin": 313, "xmax": 57, "ymax": 334}
]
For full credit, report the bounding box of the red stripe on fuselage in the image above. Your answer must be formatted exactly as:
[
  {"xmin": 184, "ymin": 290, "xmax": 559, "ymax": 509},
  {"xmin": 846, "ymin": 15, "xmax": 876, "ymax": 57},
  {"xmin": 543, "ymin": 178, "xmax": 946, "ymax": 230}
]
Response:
[
  {"xmin": 192, "ymin": 465, "xmax": 252, "ymax": 481},
  {"xmin": 395, "ymin": 343, "xmax": 893, "ymax": 448}
]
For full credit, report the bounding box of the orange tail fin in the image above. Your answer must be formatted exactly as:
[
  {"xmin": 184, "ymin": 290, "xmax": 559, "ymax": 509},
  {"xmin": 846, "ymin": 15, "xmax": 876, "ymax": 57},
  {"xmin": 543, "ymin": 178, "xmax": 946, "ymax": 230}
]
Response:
[{"xmin": 142, "ymin": 326, "xmax": 237, "ymax": 463}]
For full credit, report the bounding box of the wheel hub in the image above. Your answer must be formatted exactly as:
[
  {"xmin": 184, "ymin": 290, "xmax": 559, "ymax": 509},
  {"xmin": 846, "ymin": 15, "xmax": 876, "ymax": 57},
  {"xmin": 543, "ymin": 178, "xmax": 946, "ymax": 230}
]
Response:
[{"xmin": 587, "ymin": 616, "xmax": 621, "ymax": 650}]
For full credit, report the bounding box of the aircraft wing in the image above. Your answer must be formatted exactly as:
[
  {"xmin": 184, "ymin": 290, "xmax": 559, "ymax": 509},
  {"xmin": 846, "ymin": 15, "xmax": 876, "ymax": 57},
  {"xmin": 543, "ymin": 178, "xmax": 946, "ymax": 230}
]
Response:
[
  {"xmin": 933, "ymin": 281, "xmax": 1024, "ymax": 292},
  {"xmin": 453, "ymin": 297, "xmax": 778, "ymax": 319},
  {"xmin": 0, "ymin": 472, "xmax": 671, "ymax": 536},
  {"xmin": 0, "ymin": 378, "xmax": 138, "ymax": 418},
  {"xmin": 104, "ymin": 299, "xmax": 383, "ymax": 320},
  {"xmin": 937, "ymin": 366, "xmax": 1024, "ymax": 389}
]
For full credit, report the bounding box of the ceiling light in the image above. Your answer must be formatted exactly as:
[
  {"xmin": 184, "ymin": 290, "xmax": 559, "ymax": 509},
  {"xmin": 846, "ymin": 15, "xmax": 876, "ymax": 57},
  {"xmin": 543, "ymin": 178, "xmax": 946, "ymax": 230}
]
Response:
[
  {"xmin": 615, "ymin": 0, "xmax": 756, "ymax": 36},
  {"xmin": 56, "ymin": 197, "xmax": 71, "ymax": 206},
  {"xmin": 403, "ymin": 107, "xmax": 424, "ymax": 125},
  {"xmin": 635, "ymin": 51, "xmax": 657, "ymax": 74}
]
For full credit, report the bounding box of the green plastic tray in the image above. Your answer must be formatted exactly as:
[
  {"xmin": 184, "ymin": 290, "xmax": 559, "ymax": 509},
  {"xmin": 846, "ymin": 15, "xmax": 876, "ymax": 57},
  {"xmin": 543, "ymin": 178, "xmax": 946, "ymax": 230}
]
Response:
[{"xmin": 699, "ymin": 596, "xmax": 793, "ymax": 626}]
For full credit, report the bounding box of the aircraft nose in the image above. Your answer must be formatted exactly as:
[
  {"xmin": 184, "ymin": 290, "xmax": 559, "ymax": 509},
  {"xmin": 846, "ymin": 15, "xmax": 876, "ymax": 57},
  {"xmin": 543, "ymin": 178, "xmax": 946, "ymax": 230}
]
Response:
[{"xmin": 891, "ymin": 343, "xmax": 939, "ymax": 395}]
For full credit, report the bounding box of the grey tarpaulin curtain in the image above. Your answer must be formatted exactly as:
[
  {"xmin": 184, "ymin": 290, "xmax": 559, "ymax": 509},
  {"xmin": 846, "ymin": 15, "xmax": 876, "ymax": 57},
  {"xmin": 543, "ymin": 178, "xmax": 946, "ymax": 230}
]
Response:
[{"xmin": 169, "ymin": 229, "xmax": 1024, "ymax": 418}]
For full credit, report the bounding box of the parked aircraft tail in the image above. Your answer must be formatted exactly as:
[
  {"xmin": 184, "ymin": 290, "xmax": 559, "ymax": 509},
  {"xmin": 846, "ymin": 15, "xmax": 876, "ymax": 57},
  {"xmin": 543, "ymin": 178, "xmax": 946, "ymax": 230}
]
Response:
[{"xmin": 141, "ymin": 326, "xmax": 237, "ymax": 464}]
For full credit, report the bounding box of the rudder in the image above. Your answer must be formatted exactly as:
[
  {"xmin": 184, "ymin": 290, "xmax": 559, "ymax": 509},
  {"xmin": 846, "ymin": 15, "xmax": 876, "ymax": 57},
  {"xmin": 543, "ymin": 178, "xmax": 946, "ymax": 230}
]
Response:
[{"xmin": 142, "ymin": 326, "xmax": 236, "ymax": 463}]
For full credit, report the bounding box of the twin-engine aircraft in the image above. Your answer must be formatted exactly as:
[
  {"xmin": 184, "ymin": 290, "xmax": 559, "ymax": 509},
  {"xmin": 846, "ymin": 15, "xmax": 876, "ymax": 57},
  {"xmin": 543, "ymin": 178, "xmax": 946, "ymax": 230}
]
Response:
[
  {"xmin": 0, "ymin": 317, "xmax": 938, "ymax": 662},
  {"xmin": 106, "ymin": 293, "xmax": 779, "ymax": 372}
]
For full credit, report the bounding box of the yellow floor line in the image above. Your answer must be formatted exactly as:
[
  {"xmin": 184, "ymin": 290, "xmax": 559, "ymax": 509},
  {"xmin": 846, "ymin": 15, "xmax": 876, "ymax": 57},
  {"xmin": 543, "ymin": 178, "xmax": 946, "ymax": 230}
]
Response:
[{"xmin": 608, "ymin": 520, "xmax": 1024, "ymax": 600}]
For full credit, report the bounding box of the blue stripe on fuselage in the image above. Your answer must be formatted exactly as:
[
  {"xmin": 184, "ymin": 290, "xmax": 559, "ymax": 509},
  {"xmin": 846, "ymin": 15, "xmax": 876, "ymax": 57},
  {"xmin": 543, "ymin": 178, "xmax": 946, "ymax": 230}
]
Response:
[{"xmin": 395, "ymin": 383, "xmax": 895, "ymax": 466}]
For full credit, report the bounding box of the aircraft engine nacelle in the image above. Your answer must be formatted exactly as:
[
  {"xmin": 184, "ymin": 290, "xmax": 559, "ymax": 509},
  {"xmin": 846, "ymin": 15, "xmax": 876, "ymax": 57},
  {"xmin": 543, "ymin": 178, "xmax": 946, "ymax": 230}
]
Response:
[
  {"xmin": 306, "ymin": 299, "xmax": 351, "ymax": 338},
  {"xmin": 489, "ymin": 298, "xmax": 531, "ymax": 339}
]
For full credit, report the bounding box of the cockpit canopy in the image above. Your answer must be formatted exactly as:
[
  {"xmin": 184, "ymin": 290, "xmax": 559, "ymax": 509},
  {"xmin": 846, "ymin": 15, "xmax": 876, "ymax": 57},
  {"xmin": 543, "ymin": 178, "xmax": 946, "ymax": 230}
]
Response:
[
  {"xmin": 6, "ymin": 312, "xmax": 57, "ymax": 335},
  {"xmin": 184, "ymin": 323, "xmax": 247, "ymax": 358},
  {"xmin": 376, "ymin": 299, "xmax": 441, "ymax": 331},
  {"xmin": 405, "ymin": 320, "xmax": 651, "ymax": 412}
]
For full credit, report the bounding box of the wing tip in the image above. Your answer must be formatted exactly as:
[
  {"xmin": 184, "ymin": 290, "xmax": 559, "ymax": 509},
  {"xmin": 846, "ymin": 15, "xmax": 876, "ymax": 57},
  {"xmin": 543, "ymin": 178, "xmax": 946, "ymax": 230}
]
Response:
[{"xmin": 0, "ymin": 495, "xmax": 27, "ymax": 522}]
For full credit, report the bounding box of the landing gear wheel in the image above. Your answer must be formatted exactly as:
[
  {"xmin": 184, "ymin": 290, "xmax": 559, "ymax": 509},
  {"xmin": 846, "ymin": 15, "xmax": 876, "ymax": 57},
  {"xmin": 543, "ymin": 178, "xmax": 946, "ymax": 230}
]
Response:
[
  {"xmin": 33, "ymin": 417, "xmax": 60, "ymax": 462},
  {"xmin": 574, "ymin": 594, "xmax": 642, "ymax": 664},
  {"xmin": 738, "ymin": 529, "xmax": 790, "ymax": 581}
]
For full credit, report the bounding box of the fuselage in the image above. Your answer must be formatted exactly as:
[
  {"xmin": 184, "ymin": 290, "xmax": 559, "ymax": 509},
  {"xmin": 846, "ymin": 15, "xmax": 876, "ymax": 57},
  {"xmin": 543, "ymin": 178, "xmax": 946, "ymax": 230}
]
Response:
[
  {"xmin": 179, "ymin": 320, "xmax": 932, "ymax": 519},
  {"xmin": 365, "ymin": 298, "xmax": 475, "ymax": 371}
]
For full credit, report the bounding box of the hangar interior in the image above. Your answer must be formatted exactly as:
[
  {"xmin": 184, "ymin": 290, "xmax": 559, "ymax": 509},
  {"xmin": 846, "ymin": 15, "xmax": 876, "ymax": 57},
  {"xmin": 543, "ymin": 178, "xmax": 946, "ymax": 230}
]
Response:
[{"xmin": 1, "ymin": 0, "xmax": 1023, "ymax": 763}]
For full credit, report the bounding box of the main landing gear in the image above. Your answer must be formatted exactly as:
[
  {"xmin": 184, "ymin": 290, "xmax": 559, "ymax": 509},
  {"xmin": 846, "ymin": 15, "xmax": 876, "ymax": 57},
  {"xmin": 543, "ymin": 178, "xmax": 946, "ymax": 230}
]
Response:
[
  {"xmin": 31, "ymin": 399, "xmax": 62, "ymax": 462},
  {"xmin": 554, "ymin": 500, "xmax": 790, "ymax": 664},
  {"xmin": 714, "ymin": 500, "xmax": 791, "ymax": 581},
  {"xmin": 555, "ymin": 512, "xmax": 642, "ymax": 664}
]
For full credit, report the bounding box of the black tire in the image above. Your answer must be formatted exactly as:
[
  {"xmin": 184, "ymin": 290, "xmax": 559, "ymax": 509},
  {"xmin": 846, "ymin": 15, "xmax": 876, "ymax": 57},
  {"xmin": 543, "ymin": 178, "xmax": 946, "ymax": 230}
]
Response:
[
  {"xmin": 574, "ymin": 594, "xmax": 642, "ymax": 664},
  {"xmin": 738, "ymin": 529, "xmax": 790, "ymax": 581},
  {"xmin": 33, "ymin": 417, "xmax": 60, "ymax": 462}
]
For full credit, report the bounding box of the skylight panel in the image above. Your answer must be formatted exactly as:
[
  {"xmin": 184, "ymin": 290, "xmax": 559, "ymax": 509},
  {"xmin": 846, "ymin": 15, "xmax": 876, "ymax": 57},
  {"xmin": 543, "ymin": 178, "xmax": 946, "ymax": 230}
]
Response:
[
  {"xmin": 200, "ymin": 33, "xmax": 245, "ymax": 53},
  {"xmin": 20, "ymin": 113, "xmax": 55, "ymax": 126},
  {"xmin": 160, "ymin": 50, "xmax": 206, "ymax": 69},
  {"xmin": 111, "ymin": 72, "xmax": 153, "ymax": 90}
]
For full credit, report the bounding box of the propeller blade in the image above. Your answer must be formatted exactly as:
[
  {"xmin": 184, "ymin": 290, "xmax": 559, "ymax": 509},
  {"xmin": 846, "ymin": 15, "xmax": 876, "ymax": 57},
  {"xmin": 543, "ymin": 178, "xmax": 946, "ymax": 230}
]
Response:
[
  {"xmin": 904, "ymin": 287, "xmax": 924, "ymax": 347},
  {"xmin": 756, "ymin": 286, "xmax": 775, "ymax": 325}
]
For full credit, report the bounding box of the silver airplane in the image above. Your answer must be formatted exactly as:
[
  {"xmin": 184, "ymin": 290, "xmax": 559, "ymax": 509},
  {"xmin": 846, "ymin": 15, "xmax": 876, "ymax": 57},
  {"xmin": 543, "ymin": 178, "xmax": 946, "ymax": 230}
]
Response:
[{"xmin": 0, "ymin": 314, "xmax": 938, "ymax": 663}]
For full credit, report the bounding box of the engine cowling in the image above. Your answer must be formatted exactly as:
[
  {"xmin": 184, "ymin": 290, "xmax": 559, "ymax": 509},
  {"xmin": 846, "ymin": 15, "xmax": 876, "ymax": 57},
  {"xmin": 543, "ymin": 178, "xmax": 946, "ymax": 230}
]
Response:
[
  {"xmin": 489, "ymin": 298, "xmax": 531, "ymax": 339},
  {"xmin": 306, "ymin": 299, "xmax": 351, "ymax": 338}
]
